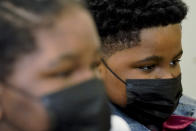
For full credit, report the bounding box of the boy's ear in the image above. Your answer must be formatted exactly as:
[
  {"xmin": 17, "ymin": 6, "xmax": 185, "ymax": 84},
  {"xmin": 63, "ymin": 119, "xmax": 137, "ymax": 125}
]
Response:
[
  {"xmin": 97, "ymin": 64, "xmax": 102, "ymax": 74},
  {"xmin": 97, "ymin": 62, "xmax": 105, "ymax": 74},
  {"xmin": 94, "ymin": 64, "xmax": 102, "ymax": 79},
  {"xmin": 94, "ymin": 61, "xmax": 107, "ymax": 79},
  {"xmin": 97, "ymin": 63, "xmax": 107, "ymax": 78}
]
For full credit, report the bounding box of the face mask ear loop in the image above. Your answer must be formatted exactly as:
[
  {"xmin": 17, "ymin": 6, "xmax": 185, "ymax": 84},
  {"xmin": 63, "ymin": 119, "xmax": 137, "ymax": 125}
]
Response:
[{"xmin": 101, "ymin": 58, "xmax": 127, "ymax": 85}]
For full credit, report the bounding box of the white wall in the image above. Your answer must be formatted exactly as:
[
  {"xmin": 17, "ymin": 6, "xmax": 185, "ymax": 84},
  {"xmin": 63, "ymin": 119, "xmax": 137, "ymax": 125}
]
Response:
[{"xmin": 181, "ymin": 0, "xmax": 196, "ymax": 99}]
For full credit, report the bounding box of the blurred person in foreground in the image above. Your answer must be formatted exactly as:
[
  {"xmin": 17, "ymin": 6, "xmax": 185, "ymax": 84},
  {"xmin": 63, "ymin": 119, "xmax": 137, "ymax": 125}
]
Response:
[
  {"xmin": 0, "ymin": 0, "xmax": 111, "ymax": 130},
  {"xmin": 87, "ymin": 0, "xmax": 196, "ymax": 130}
]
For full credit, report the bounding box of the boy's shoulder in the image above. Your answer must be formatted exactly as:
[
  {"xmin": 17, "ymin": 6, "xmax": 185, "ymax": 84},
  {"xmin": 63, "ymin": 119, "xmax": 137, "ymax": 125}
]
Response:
[
  {"xmin": 109, "ymin": 95, "xmax": 196, "ymax": 131},
  {"xmin": 175, "ymin": 95, "xmax": 196, "ymax": 117},
  {"xmin": 174, "ymin": 95, "xmax": 196, "ymax": 130}
]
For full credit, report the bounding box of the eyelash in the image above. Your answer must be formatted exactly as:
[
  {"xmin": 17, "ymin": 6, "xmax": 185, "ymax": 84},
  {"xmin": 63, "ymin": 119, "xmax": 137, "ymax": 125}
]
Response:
[
  {"xmin": 170, "ymin": 59, "xmax": 181, "ymax": 67},
  {"xmin": 138, "ymin": 64, "xmax": 156, "ymax": 72},
  {"xmin": 138, "ymin": 59, "xmax": 181, "ymax": 72}
]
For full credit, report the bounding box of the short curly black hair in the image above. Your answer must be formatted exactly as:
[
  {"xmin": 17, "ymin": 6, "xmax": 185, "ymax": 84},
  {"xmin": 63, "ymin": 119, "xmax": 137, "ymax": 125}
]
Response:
[
  {"xmin": 86, "ymin": 0, "xmax": 188, "ymax": 56},
  {"xmin": 0, "ymin": 0, "xmax": 84, "ymax": 82}
]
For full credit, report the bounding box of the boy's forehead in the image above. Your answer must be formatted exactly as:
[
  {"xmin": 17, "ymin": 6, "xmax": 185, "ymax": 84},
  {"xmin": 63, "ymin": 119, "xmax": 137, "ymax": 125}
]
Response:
[
  {"xmin": 106, "ymin": 24, "xmax": 182, "ymax": 62},
  {"xmin": 139, "ymin": 24, "xmax": 182, "ymax": 51}
]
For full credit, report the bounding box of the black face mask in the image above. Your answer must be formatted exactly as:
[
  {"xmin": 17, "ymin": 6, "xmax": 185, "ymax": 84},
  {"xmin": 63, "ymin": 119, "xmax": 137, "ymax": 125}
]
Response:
[
  {"xmin": 102, "ymin": 59, "xmax": 182, "ymax": 125},
  {"xmin": 42, "ymin": 78, "xmax": 111, "ymax": 131},
  {"xmin": 1, "ymin": 78, "xmax": 111, "ymax": 131}
]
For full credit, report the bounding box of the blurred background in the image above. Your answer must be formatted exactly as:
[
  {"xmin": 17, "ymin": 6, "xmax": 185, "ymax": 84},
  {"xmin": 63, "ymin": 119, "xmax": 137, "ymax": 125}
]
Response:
[{"xmin": 181, "ymin": 0, "xmax": 196, "ymax": 99}]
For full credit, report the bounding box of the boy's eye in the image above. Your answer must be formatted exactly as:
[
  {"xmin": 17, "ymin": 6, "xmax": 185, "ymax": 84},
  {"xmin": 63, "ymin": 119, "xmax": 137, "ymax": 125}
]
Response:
[
  {"xmin": 138, "ymin": 64, "xmax": 156, "ymax": 72},
  {"xmin": 170, "ymin": 59, "xmax": 181, "ymax": 67}
]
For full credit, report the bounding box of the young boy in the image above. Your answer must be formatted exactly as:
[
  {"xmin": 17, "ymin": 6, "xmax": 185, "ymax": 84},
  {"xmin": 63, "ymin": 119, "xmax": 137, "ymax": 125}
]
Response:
[{"xmin": 87, "ymin": 0, "xmax": 196, "ymax": 130}]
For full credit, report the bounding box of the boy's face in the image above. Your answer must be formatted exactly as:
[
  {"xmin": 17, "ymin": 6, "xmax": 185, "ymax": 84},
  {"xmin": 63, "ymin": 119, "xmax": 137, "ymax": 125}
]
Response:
[
  {"xmin": 0, "ymin": 8, "xmax": 101, "ymax": 131},
  {"xmin": 100, "ymin": 24, "xmax": 182, "ymax": 106}
]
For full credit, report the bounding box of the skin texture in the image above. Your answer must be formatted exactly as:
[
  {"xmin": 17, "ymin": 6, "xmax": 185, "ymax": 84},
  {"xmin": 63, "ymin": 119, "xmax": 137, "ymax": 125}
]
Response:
[
  {"xmin": 0, "ymin": 7, "xmax": 100, "ymax": 131},
  {"xmin": 99, "ymin": 24, "xmax": 182, "ymax": 107}
]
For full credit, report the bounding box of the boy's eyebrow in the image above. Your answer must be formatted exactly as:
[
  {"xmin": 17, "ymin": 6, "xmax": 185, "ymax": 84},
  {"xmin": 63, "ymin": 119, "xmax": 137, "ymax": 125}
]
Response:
[
  {"xmin": 133, "ymin": 50, "xmax": 183, "ymax": 65},
  {"xmin": 134, "ymin": 56, "xmax": 163, "ymax": 64},
  {"xmin": 173, "ymin": 50, "xmax": 183, "ymax": 60}
]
